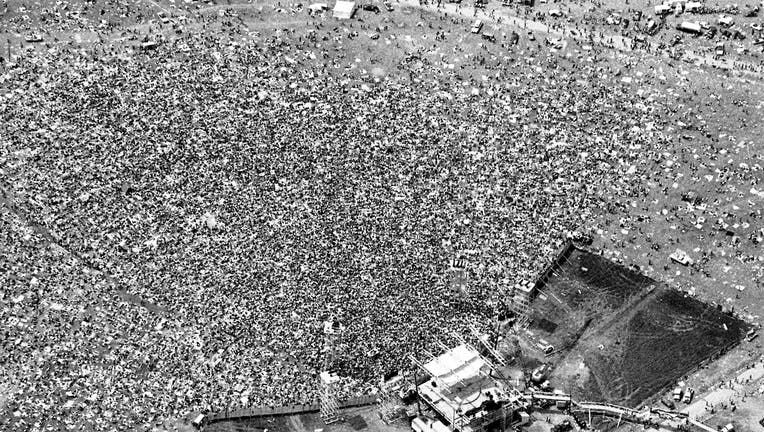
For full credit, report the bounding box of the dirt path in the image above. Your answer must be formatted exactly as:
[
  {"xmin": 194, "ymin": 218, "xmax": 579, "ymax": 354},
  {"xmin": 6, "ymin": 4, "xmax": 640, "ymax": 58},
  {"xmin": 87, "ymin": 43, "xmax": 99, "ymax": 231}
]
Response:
[
  {"xmin": 400, "ymin": 0, "xmax": 763, "ymax": 78},
  {"xmin": 0, "ymin": 183, "xmax": 168, "ymax": 315}
]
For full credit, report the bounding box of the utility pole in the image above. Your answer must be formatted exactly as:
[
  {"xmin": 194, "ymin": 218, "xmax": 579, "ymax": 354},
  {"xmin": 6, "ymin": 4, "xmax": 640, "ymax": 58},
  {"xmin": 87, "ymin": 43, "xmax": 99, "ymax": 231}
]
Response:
[{"xmin": 414, "ymin": 367, "xmax": 421, "ymax": 415}]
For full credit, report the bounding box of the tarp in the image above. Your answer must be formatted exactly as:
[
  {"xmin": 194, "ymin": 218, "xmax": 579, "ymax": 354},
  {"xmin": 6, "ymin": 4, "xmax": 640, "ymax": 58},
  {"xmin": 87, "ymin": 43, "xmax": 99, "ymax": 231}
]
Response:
[{"xmin": 333, "ymin": 1, "xmax": 356, "ymax": 19}]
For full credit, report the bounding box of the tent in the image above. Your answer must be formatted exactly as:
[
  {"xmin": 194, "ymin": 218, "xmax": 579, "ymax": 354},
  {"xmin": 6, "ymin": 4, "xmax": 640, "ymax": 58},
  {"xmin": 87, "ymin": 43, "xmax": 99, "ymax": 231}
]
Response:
[{"xmin": 333, "ymin": 1, "xmax": 356, "ymax": 19}]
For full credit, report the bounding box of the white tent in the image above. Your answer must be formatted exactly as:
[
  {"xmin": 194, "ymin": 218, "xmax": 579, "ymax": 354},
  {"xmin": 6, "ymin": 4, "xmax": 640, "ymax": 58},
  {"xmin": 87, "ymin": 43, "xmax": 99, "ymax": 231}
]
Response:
[{"xmin": 333, "ymin": 1, "xmax": 356, "ymax": 19}]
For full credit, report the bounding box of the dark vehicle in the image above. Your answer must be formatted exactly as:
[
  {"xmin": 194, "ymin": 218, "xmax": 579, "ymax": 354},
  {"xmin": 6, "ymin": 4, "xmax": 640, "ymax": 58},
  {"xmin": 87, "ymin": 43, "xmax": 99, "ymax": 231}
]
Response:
[
  {"xmin": 633, "ymin": 10, "xmax": 642, "ymax": 21},
  {"xmin": 661, "ymin": 398, "xmax": 676, "ymax": 410},
  {"xmin": 482, "ymin": 32, "xmax": 496, "ymax": 42},
  {"xmin": 509, "ymin": 31, "xmax": 520, "ymax": 45},
  {"xmin": 552, "ymin": 420, "xmax": 573, "ymax": 432},
  {"xmin": 361, "ymin": 4, "xmax": 380, "ymax": 13}
]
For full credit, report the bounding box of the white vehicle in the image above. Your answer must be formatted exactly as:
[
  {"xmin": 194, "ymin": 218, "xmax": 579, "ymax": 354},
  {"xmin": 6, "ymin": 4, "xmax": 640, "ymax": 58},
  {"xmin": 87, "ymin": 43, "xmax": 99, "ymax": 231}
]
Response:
[
  {"xmin": 669, "ymin": 249, "xmax": 693, "ymax": 265},
  {"xmin": 683, "ymin": 388, "xmax": 694, "ymax": 403},
  {"xmin": 537, "ymin": 339, "xmax": 555, "ymax": 354},
  {"xmin": 471, "ymin": 19, "xmax": 483, "ymax": 34},
  {"xmin": 718, "ymin": 15, "xmax": 734, "ymax": 27},
  {"xmin": 676, "ymin": 21, "xmax": 703, "ymax": 34},
  {"xmin": 655, "ymin": 4, "xmax": 672, "ymax": 15}
]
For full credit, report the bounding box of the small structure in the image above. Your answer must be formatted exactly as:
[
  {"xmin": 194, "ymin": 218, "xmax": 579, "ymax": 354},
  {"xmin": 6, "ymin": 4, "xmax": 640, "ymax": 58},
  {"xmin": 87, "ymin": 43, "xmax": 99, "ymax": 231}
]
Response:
[{"xmin": 333, "ymin": 1, "xmax": 356, "ymax": 19}]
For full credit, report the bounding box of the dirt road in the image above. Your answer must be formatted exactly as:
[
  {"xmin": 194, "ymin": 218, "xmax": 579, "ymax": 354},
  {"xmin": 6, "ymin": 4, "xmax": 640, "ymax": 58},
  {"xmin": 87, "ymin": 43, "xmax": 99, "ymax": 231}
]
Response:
[{"xmin": 400, "ymin": 0, "xmax": 762, "ymax": 77}]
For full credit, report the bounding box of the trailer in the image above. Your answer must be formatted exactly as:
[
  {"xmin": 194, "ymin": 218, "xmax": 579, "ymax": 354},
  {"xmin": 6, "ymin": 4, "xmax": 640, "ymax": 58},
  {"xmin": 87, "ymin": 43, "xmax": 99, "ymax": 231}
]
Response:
[{"xmin": 676, "ymin": 21, "xmax": 703, "ymax": 34}]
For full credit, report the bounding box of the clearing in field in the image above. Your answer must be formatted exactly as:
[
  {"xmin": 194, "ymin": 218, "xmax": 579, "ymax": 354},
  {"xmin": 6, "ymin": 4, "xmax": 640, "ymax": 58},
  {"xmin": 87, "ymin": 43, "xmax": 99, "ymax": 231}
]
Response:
[{"xmin": 526, "ymin": 246, "xmax": 749, "ymax": 408}]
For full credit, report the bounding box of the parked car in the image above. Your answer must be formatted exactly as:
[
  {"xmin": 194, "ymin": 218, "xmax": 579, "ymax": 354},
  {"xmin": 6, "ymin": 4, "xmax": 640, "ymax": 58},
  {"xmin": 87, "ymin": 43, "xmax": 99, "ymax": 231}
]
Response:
[{"xmin": 361, "ymin": 4, "xmax": 380, "ymax": 13}]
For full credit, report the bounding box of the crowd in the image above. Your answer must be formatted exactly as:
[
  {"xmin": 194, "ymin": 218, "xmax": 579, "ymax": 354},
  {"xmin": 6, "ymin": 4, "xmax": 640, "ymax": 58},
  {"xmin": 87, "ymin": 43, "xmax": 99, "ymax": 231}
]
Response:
[{"xmin": 0, "ymin": 2, "xmax": 729, "ymax": 431}]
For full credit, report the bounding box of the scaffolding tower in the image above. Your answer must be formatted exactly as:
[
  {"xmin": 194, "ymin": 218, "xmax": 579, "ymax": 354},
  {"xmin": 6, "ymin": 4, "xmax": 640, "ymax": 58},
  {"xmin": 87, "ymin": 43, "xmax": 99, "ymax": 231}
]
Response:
[
  {"xmin": 320, "ymin": 371, "xmax": 341, "ymax": 424},
  {"xmin": 319, "ymin": 320, "xmax": 342, "ymax": 424},
  {"xmin": 377, "ymin": 376, "xmax": 405, "ymax": 424},
  {"xmin": 509, "ymin": 281, "xmax": 534, "ymax": 330}
]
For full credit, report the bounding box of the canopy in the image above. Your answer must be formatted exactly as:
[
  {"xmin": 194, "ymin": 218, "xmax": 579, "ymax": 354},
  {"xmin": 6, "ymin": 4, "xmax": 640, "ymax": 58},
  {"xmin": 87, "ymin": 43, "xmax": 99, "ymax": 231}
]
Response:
[{"xmin": 333, "ymin": 1, "xmax": 356, "ymax": 19}]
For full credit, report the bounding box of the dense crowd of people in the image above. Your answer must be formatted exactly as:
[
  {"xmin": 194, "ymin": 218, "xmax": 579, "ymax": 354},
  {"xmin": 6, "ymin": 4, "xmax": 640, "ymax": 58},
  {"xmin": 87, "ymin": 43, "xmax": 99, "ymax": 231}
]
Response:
[{"xmin": 0, "ymin": 3, "xmax": 718, "ymax": 431}]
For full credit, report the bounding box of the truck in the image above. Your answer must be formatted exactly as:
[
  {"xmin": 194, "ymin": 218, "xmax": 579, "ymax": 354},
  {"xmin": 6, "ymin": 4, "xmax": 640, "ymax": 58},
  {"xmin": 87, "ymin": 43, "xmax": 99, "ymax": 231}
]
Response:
[
  {"xmin": 672, "ymin": 386, "xmax": 683, "ymax": 401},
  {"xmin": 676, "ymin": 21, "xmax": 703, "ymax": 35},
  {"xmin": 655, "ymin": 4, "xmax": 672, "ymax": 15}
]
